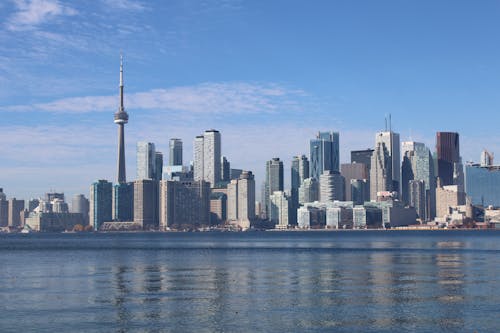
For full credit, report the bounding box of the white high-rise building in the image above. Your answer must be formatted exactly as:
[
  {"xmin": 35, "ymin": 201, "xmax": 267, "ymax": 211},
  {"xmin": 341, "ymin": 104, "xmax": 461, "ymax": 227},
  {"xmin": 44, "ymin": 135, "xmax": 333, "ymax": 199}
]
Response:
[
  {"xmin": 319, "ymin": 171, "xmax": 345, "ymax": 202},
  {"xmin": 193, "ymin": 129, "xmax": 221, "ymax": 187},
  {"xmin": 227, "ymin": 171, "xmax": 255, "ymax": 229},
  {"xmin": 270, "ymin": 191, "xmax": 289, "ymax": 228}
]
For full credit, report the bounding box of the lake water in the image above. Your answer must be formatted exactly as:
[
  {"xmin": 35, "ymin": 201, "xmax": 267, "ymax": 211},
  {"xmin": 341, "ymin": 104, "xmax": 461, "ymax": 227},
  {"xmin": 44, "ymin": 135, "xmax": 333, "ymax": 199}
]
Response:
[{"xmin": 1, "ymin": 230, "xmax": 499, "ymax": 332}]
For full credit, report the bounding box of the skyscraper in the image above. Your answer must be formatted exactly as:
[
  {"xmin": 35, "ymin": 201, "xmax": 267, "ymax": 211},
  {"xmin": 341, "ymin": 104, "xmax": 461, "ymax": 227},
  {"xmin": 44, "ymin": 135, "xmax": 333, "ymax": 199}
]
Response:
[
  {"xmin": 8, "ymin": 198, "xmax": 24, "ymax": 228},
  {"xmin": 351, "ymin": 149, "xmax": 374, "ymax": 167},
  {"xmin": 134, "ymin": 179, "xmax": 159, "ymax": 229},
  {"xmin": 341, "ymin": 163, "xmax": 368, "ymax": 201},
  {"xmin": 90, "ymin": 180, "xmax": 112, "ymax": 231},
  {"xmin": 159, "ymin": 180, "xmax": 211, "ymax": 229},
  {"xmin": 319, "ymin": 170, "xmax": 345, "ymax": 202},
  {"xmin": 299, "ymin": 178, "xmax": 319, "ymax": 204},
  {"xmin": 137, "ymin": 142, "xmax": 157, "ymax": 180},
  {"xmin": 193, "ymin": 129, "xmax": 221, "ymax": 187},
  {"xmin": 374, "ymin": 130, "xmax": 400, "ymax": 195},
  {"xmin": 370, "ymin": 141, "xmax": 392, "ymax": 200},
  {"xmin": 310, "ymin": 131, "xmax": 340, "ymax": 180},
  {"xmin": 436, "ymin": 132, "xmax": 460, "ymax": 186},
  {"xmin": 291, "ymin": 155, "xmax": 309, "ymax": 225},
  {"xmin": 227, "ymin": 171, "xmax": 256, "ymax": 229},
  {"xmin": 221, "ymin": 156, "xmax": 231, "ymax": 181},
  {"xmin": 401, "ymin": 141, "xmax": 436, "ymax": 220},
  {"xmin": 169, "ymin": 138, "xmax": 183, "ymax": 166},
  {"xmin": 264, "ymin": 158, "xmax": 284, "ymax": 220},
  {"xmin": 0, "ymin": 189, "xmax": 8, "ymax": 227},
  {"xmin": 270, "ymin": 191, "xmax": 290, "ymax": 228},
  {"xmin": 112, "ymin": 183, "xmax": 134, "ymax": 221},
  {"xmin": 155, "ymin": 152, "xmax": 163, "ymax": 181},
  {"xmin": 114, "ymin": 55, "xmax": 129, "ymax": 184}
]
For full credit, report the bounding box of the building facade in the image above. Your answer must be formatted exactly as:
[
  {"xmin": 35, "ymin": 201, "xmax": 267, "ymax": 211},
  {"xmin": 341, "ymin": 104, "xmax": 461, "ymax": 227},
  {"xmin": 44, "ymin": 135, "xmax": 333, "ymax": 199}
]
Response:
[
  {"xmin": 193, "ymin": 129, "xmax": 221, "ymax": 187},
  {"xmin": 264, "ymin": 158, "xmax": 284, "ymax": 220},
  {"xmin": 159, "ymin": 180, "xmax": 210, "ymax": 229},
  {"xmin": 169, "ymin": 138, "xmax": 183, "ymax": 166},
  {"xmin": 90, "ymin": 180, "xmax": 113, "ymax": 230},
  {"xmin": 436, "ymin": 132, "xmax": 460, "ymax": 186},
  {"xmin": 134, "ymin": 179, "xmax": 159, "ymax": 229},
  {"xmin": 310, "ymin": 131, "xmax": 340, "ymax": 180},
  {"xmin": 319, "ymin": 170, "xmax": 345, "ymax": 202}
]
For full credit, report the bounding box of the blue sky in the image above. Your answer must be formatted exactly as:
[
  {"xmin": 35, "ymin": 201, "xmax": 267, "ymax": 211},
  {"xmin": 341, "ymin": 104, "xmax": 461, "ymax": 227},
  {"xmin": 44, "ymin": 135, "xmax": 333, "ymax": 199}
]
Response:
[{"xmin": 1, "ymin": 0, "xmax": 500, "ymax": 200}]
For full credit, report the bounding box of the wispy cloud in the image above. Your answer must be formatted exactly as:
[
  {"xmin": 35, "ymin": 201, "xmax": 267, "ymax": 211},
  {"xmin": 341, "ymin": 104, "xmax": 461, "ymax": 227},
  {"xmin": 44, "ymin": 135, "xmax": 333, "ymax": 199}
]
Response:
[
  {"xmin": 102, "ymin": 0, "xmax": 145, "ymax": 11},
  {"xmin": 2, "ymin": 82, "xmax": 307, "ymax": 115},
  {"xmin": 6, "ymin": 0, "xmax": 77, "ymax": 31}
]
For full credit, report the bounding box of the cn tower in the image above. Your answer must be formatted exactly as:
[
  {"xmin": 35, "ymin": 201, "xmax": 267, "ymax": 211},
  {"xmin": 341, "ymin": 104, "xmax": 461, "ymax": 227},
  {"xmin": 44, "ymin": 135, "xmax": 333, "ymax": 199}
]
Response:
[{"xmin": 114, "ymin": 55, "xmax": 129, "ymax": 184}]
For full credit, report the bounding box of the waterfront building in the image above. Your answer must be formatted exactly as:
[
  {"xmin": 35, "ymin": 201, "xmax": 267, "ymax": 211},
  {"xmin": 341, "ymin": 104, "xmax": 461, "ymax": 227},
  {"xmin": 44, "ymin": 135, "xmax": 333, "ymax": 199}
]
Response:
[
  {"xmin": 227, "ymin": 179, "xmax": 238, "ymax": 221},
  {"xmin": 112, "ymin": 182, "xmax": 134, "ymax": 221},
  {"xmin": 319, "ymin": 170, "xmax": 345, "ymax": 202},
  {"xmin": 25, "ymin": 212, "xmax": 86, "ymax": 232},
  {"xmin": 134, "ymin": 179, "xmax": 159, "ymax": 229},
  {"xmin": 436, "ymin": 132, "xmax": 460, "ymax": 186},
  {"xmin": 72, "ymin": 194, "xmax": 89, "ymax": 225},
  {"xmin": 298, "ymin": 178, "xmax": 319, "ymax": 204},
  {"xmin": 341, "ymin": 162, "xmax": 368, "ymax": 201},
  {"xmin": 401, "ymin": 141, "xmax": 436, "ymax": 220},
  {"xmin": 0, "ymin": 189, "xmax": 7, "ymax": 227},
  {"xmin": 8, "ymin": 198, "xmax": 25, "ymax": 228},
  {"xmin": 326, "ymin": 206, "xmax": 353, "ymax": 229},
  {"xmin": 353, "ymin": 205, "xmax": 383, "ymax": 229},
  {"xmin": 227, "ymin": 171, "xmax": 256, "ymax": 229},
  {"xmin": 264, "ymin": 158, "xmax": 284, "ymax": 220},
  {"xmin": 137, "ymin": 141, "xmax": 157, "ymax": 180},
  {"xmin": 436, "ymin": 184, "xmax": 466, "ymax": 218},
  {"xmin": 291, "ymin": 155, "xmax": 309, "ymax": 225},
  {"xmin": 310, "ymin": 131, "xmax": 340, "ymax": 180},
  {"xmin": 373, "ymin": 129, "xmax": 401, "ymax": 196},
  {"xmin": 159, "ymin": 180, "xmax": 210, "ymax": 229},
  {"xmin": 370, "ymin": 141, "xmax": 392, "ymax": 200},
  {"xmin": 90, "ymin": 180, "xmax": 112, "ymax": 230},
  {"xmin": 465, "ymin": 163, "xmax": 500, "ymax": 207},
  {"xmin": 210, "ymin": 192, "xmax": 227, "ymax": 225},
  {"xmin": 193, "ymin": 129, "xmax": 221, "ymax": 187},
  {"xmin": 169, "ymin": 138, "xmax": 183, "ymax": 166},
  {"xmin": 297, "ymin": 206, "xmax": 311, "ymax": 228},
  {"xmin": 270, "ymin": 191, "xmax": 290, "ymax": 228}
]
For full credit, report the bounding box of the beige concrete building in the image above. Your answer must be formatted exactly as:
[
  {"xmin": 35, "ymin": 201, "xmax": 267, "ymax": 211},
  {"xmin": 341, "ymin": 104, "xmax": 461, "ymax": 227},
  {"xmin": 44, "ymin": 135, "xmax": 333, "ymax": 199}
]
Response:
[{"xmin": 436, "ymin": 185, "xmax": 466, "ymax": 218}]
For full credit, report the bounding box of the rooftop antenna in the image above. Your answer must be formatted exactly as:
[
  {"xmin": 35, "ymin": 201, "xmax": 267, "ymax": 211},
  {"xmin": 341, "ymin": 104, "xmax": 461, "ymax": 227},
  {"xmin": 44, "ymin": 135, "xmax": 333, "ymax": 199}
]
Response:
[{"xmin": 389, "ymin": 113, "xmax": 392, "ymax": 132}]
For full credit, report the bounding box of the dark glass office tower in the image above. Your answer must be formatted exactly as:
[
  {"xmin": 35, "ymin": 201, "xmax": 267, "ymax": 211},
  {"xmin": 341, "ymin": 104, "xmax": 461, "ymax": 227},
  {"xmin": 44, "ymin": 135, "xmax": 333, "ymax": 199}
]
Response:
[{"xmin": 436, "ymin": 132, "xmax": 460, "ymax": 186}]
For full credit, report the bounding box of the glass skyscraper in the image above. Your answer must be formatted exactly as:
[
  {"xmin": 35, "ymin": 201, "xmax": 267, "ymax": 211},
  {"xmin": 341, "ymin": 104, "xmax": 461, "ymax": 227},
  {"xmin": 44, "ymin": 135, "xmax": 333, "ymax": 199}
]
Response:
[
  {"xmin": 401, "ymin": 141, "xmax": 436, "ymax": 220},
  {"xmin": 309, "ymin": 131, "xmax": 339, "ymax": 180},
  {"xmin": 465, "ymin": 164, "xmax": 500, "ymax": 207},
  {"xmin": 137, "ymin": 141, "xmax": 157, "ymax": 180}
]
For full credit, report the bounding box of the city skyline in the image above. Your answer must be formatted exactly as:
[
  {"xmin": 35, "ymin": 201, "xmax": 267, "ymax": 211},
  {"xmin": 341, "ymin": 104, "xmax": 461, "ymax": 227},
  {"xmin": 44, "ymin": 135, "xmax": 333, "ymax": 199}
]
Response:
[{"xmin": 2, "ymin": 1, "xmax": 500, "ymax": 199}]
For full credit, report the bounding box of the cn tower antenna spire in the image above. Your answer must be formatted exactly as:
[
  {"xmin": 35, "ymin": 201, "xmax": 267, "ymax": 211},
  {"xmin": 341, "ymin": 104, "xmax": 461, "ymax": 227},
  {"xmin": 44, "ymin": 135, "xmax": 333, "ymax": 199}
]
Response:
[{"xmin": 115, "ymin": 53, "xmax": 129, "ymax": 184}]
